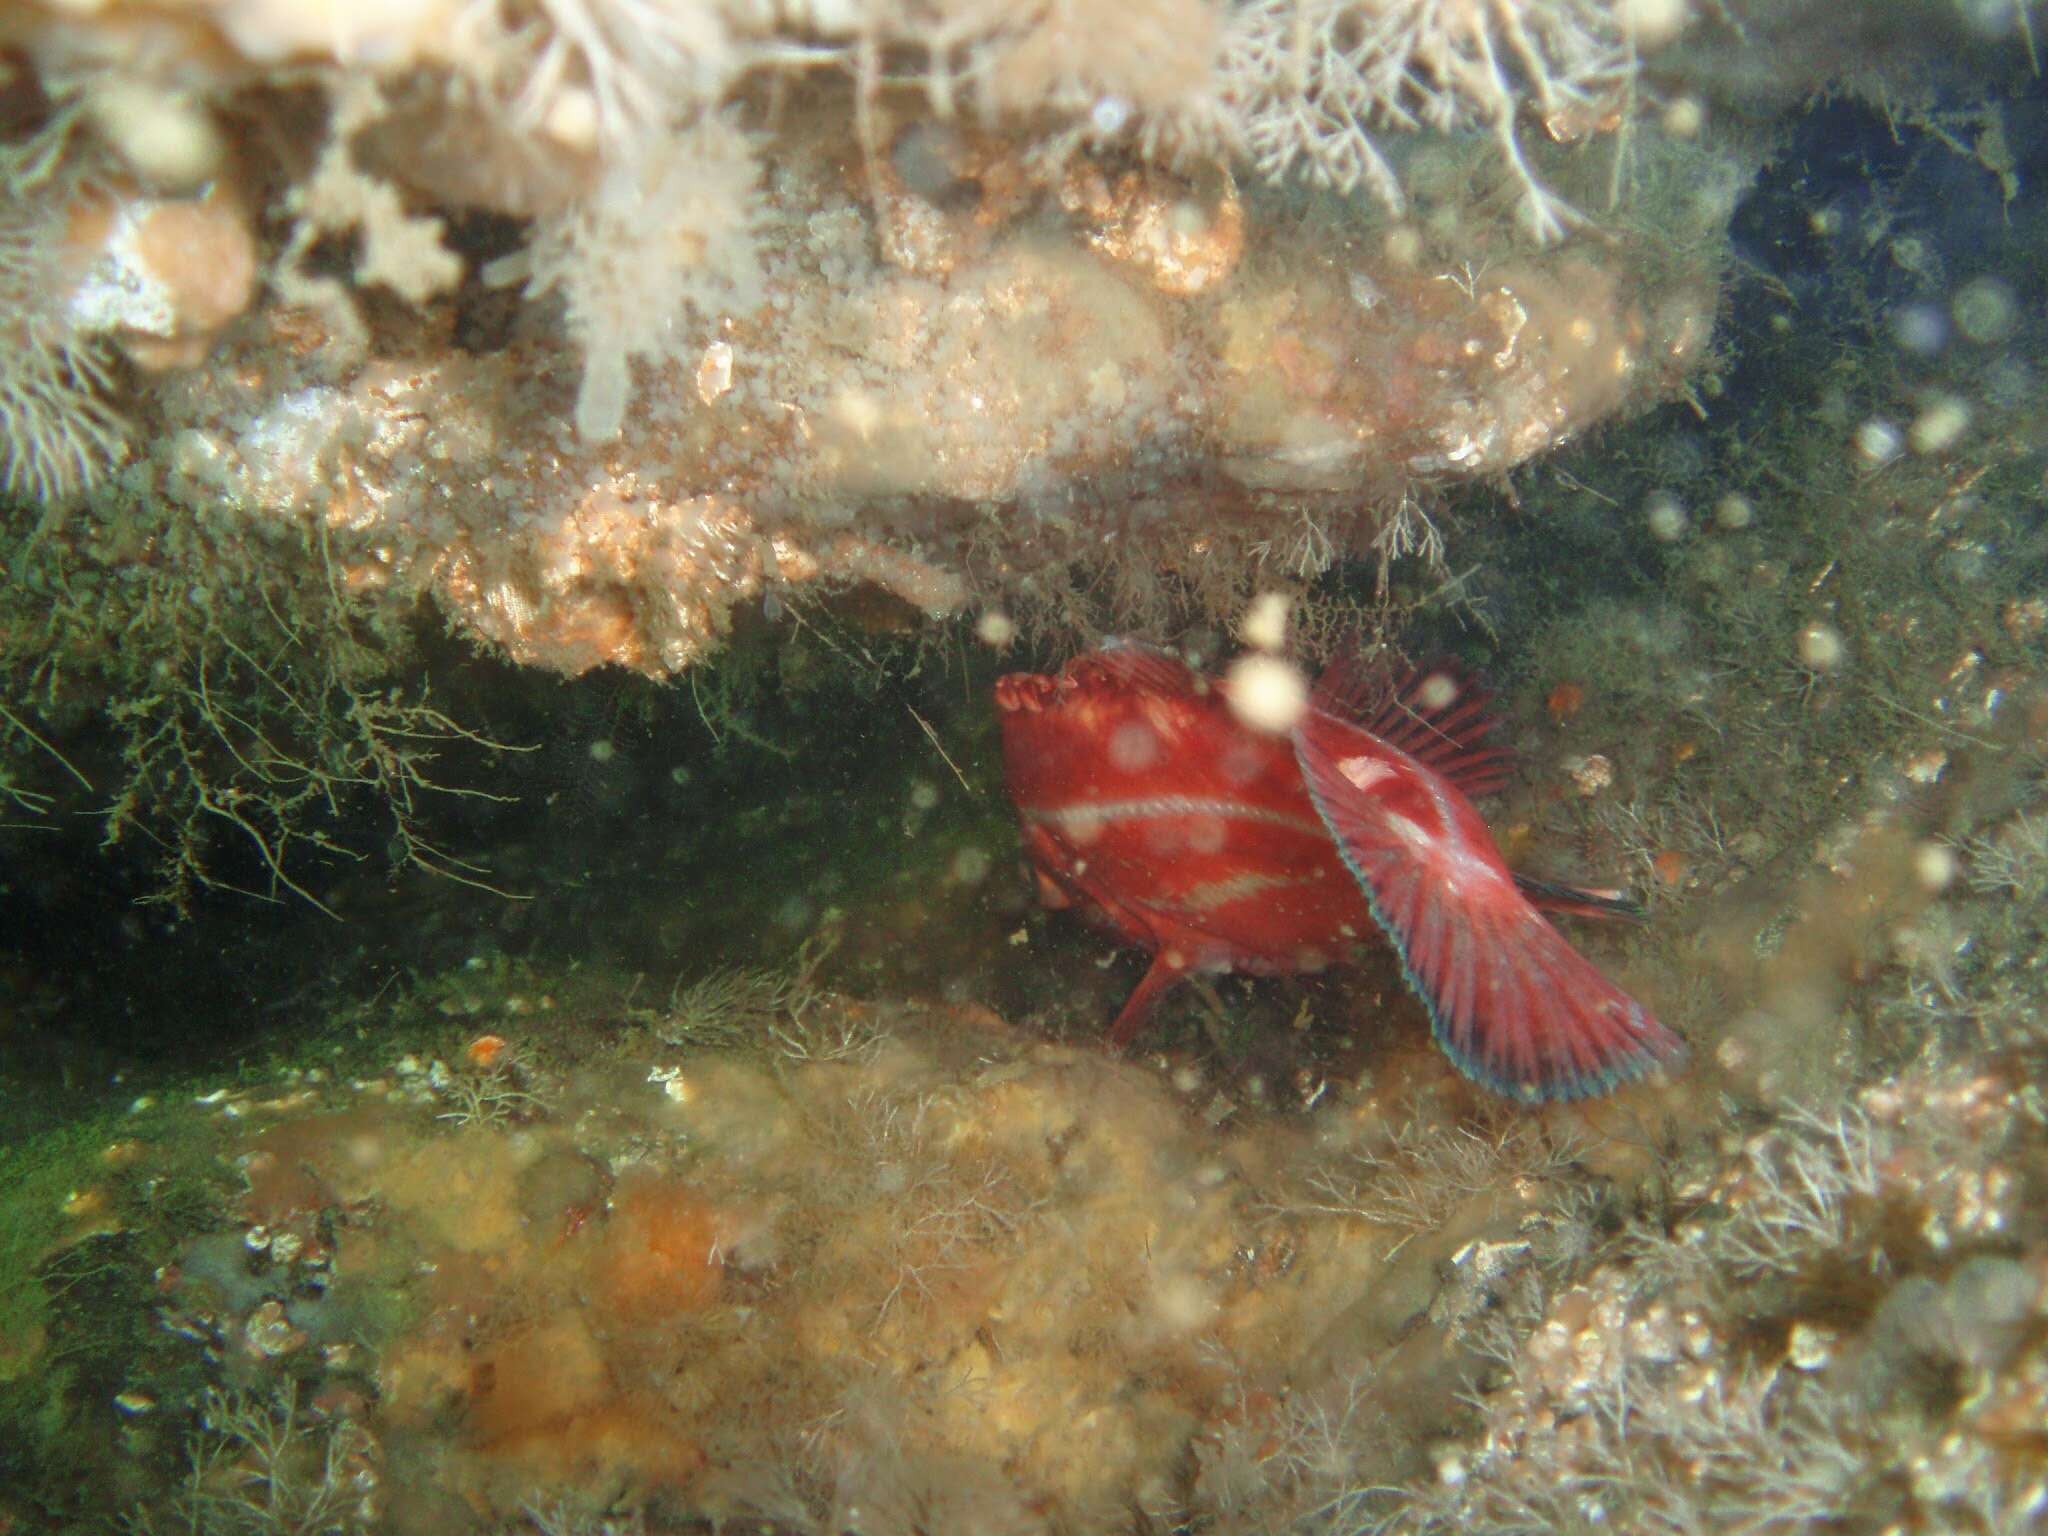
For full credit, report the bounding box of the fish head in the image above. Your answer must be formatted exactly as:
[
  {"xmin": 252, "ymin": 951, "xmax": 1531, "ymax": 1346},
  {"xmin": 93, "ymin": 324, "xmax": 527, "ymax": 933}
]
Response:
[
  {"xmin": 994, "ymin": 650, "xmax": 1197, "ymax": 913},
  {"xmin": 994, "ymin": 647, "xmax": 1217, "ymax": 810}
]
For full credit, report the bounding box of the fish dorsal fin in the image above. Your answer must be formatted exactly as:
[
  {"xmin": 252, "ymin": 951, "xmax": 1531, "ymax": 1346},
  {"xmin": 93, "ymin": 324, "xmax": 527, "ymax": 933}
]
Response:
[
  {"xmin": 1314, "ymin": 651, "xmax": 1510, "ymax": 799},
  {"xmin": 1292, "ymin": 710, "xmax": 1686, "ymax": 1103},
  {"xmin": 1080, "ymin": 641, "xmax": 1210, "ymax": 699},
  {"xmin": 1308, "ymin": 646, "xmax": 1402, "ymax": 723}
]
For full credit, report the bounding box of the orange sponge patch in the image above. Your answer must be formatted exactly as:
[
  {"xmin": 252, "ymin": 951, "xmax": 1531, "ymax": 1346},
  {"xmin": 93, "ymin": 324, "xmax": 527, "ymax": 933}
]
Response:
[
  {"xmin": 589, "ymin": 1170, "xmax": 723, "ymax": 1322},
  {"xmin": 465, "ymin": 1314, "xmax": 702, "ymax": 1494}
]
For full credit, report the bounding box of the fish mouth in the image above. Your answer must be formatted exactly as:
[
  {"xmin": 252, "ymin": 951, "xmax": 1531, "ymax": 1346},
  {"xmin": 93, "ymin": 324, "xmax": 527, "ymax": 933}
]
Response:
[{"xmin": 993, "ymin": 673, "xmax": 1059, "ymax": 713}]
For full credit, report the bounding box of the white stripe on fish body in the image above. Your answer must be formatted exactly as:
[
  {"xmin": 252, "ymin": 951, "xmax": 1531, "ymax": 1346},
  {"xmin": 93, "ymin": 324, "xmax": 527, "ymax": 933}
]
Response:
[
  {"xmin": 1023, "ymin": 796, "xmax": 1326, "ymax": 839},
  {"xmin": 1167, "ymin": 868, "xmax": 1330, "ymax": 915}
]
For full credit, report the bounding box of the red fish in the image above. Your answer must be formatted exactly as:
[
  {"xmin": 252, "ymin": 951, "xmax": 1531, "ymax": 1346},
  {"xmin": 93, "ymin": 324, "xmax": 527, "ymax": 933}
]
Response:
[{"xmin": 993, "ymin": 644, "xmax": 1685, "ymax": 1102}]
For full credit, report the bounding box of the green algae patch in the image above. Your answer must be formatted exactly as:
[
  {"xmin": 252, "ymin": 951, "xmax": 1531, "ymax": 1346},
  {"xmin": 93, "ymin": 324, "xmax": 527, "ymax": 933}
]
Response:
[
  {"xmin": 0, "ymin": 1124, "xmax": 92, "ymax": 1386},
  {"xmin": 0, "ymin": 1095, "xmax": 237, "ymax": 1520}
]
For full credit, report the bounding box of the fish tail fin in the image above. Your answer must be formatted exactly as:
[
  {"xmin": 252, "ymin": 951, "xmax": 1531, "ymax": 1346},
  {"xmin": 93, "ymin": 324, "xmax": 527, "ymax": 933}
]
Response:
[{"xmin": 1512, "ymin": 873, "xmax": 1647, "ymax": 923}]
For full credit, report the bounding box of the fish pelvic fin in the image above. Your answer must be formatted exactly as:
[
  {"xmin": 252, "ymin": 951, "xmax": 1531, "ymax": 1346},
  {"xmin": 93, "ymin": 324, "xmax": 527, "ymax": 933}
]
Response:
[
  {"xmin": 1105, "ymin": 949, "xmax": 1191, "ymax": 1051},
  {"xmin": 1294, "ymin": 716, "xmax": 1685, "ymax": 1103}
]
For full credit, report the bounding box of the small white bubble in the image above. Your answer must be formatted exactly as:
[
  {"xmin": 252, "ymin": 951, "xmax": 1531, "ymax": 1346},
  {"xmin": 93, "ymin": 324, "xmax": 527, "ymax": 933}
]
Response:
[
  {"xmin": 975, "ymin": 609, "xmax": 1016, "ymax": 649},
  {"xmin": 1624, "ymin": 0, "xmax": 1689, "ymax": 48},
  {"xmin": 1240, "ymin": 591, "xmax": 1291, "ymax": 653},
  {"xmin": 1797, "ymin": 622, "xmax": 1845, "ymax": 672},
  {"xmin": 1661, "ymin": 96, "xmax": 1704, "ymax": 139},
  {"xmin": 1416, "ymin": 671, "xmax": 1459, "ymax": 712},
  {"xmin": 1224, "ymin": 654, "xmax": 1309, "ymax": 735},
  {"xmin": 1713, "ymin": 493, "xmax": 1755, "ymax": 531},
  {"xmin": 1890, "ymin": 301, "xmax": 1950, "ymax": 357},
  {"xmin": 1912, "ymin": 841, "xmax": 1958, "ymax": 892},
  {"xmin": 542, "ymin": 87, "xmax": 599, "ymax": 151},
  {"xmin": 1953, "ymin": 276, "xmax": 2018, "ymax": 344},
  {"xmin": 908, "ymin": 779, "xmax": 940, "ymax": 811},
  {"xmin": 1186, "ymin": 814, "xmax": 1227, "ymax": 855},
  {"xmin": 587, "ymin": 738, "xmax": 616, "ymax": 764},
  {"xmin": 1645, "ymin": 491, "xmax": 1688, "ymax": 543},
  {"xmin": 1853, "ymin": 419, "xmax": 1903, "ymax": 467},
  {"xmin": 1109, "ymin": 720, "xmax": 1163, "ymax": 772},
  {"xmin": 1909, "ymin": 396, "xmax": 1970, "ymax": 455},
  {"xmin": 1090, "ymin": 95, "xmax": 1131, "ymax": 135},
  {"xmin": 950, "ymin": 846, "xmax": 991, "ymax": 885}
]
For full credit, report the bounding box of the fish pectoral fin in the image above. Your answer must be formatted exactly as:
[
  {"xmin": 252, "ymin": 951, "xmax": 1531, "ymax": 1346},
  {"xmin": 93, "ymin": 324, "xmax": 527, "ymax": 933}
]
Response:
[
  {"xmin": 1396, "ymin": 882, "xmax": 1686, "ymax": 1103},
  {"xmin": 1294, "ymin": 714, "xmax": 1684, "ymax": 1103}
]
